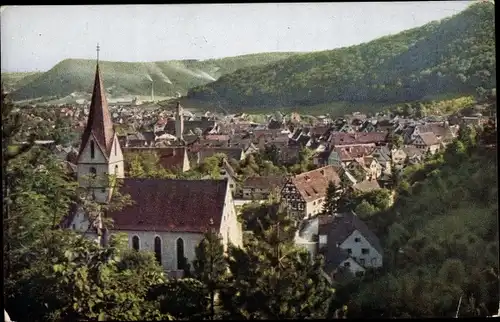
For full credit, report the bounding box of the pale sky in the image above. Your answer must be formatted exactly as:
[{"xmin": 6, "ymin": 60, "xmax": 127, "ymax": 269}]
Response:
[{"xmin": 1, "ymin": 2, "xmax": 471, "ymax": 73}]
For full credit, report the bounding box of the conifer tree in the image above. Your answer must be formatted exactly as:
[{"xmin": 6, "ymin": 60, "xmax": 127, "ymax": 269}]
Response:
[
  {"xmin": 322, "ymin": 181, "xmax": 340, "ymax": 215},
  {"xmin": 220, "ymin": 207, "xmax": 334, "ymax": 319},
  {"xmin": 192, "ymin": 229, "xmax": 229, "ymax": 319}
]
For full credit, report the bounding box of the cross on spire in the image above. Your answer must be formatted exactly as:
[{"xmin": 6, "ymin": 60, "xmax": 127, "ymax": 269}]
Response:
[{"xmin": 96, "ymin": 43, "xmax": 100, "ymax": 63}]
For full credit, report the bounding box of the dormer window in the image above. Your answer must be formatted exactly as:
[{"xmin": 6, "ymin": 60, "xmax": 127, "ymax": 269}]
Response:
[{"xmin": 90, "ymin": 140, "xmax": 95, "ymax": 159}]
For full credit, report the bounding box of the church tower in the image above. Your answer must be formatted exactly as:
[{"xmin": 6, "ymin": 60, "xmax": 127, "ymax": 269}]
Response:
[
  {"xmin": 175, "ymin": 101, "xmax": 184, "ymax": 142},
  {"xmin": 76, "ymin": 45, "xmax": 124, "ymax": 203}
]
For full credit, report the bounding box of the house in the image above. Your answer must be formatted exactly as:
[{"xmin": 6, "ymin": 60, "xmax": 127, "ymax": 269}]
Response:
[
  {"xmin": 296, "ymin": 212, "xmax": 383, "ymax": 278},
  {"xmin": 195, "ymin": 147, "xmax": 245, "ymax": 164},
  {"xmin": 123, "ymin": 147, "xmax": 191, "ymax": 173},
  {"xmin": 390, "ymin": 148, "xmax": 407, "ymax": 168},
  {"xmin": 328, "ymin": 132, "xmax": 388, "ymax": 146},
  {"xmin": 326, "ymin": 144, "xmax": 377, "ymax": 167},
  {"xmin": 237, "ymin": 176, "xmax": 286, "ymax": 200},
  {"xmin": 352, "ymin": 179, "xmax": 381, "ymax": 193},
  {"xmin": 278, "ymin": 145, "xmax": 301, "ymax": 165},
  {"xmin": 412, "ymin": 132, "xmax": 441, "ymax": 155},
  {"xmin": 322, "ymin": 212, "xmax": 383, "ymax": 277},
  {"xmin": 371, "ymin": 146, "xmax": 392, "ymax": 175},
  {"xmin": 202, "ymin": 157, "xmax": 239, "ymax": 194},
  {"xmin": 281, "ymin": 166, "xmax": 342, "ymax": 220},
  {"xmin": 402, "ymin": 146, "xmax": 424, "ymax": 165},
  {"xmin": 63, "ymin": 62, "xmax": 243, "ymax": 277}
]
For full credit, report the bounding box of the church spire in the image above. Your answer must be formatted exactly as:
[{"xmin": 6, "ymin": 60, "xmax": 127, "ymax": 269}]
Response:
[
  {"xmin": 77, "ymin": 45, "xmax": 115, "ymax": 161},
  {"xmin": 96, "ymin": 43, "xmax": 100, "ymax": 64}
]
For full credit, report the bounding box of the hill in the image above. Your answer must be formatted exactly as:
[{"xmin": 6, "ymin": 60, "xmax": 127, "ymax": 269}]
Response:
[
  {"xmin": 187, "ymin": 2, "xmax": 495, "ymax": 111},
  {"xmin": 1, "ymin": 72, "xmax": 44, "ymax": 93},
  {"xmin": 8, "ymin": 52, "xmax": 298, "ymax": 102},
  {"xmin": 340, "ymin": 127, "xmax": 499, "ymax": 318}
]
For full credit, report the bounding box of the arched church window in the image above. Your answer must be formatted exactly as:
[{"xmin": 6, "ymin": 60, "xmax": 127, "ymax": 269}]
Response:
[
  {"xmin": 90, "ymin": 140, "xmax": 95, "ymax": 159},
  {"xmin": 132, "ymin": 235, "xmax": 140, "ymax": 251},
  {"xmin": 154, "ymin": 236, "xmax": 162, "ymax": 264},
  {"xmin": 115, "ymin": 165, "xmax": 118, "ymax": 175},
  {"xmin": 176, "ymin": 238, "xmax": 185, "ymax": 270}
]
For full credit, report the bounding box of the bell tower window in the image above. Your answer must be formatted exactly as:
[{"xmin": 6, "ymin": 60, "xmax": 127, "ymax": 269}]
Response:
[{"xmin": 90, "ymin": 140, "xmax": 95, "ymax": 159}]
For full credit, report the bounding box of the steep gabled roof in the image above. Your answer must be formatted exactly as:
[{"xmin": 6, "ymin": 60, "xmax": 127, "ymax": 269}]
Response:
[
  {"xmin": 111, "ymin": 178, "xmax": 228, "ymax": 233},
  {"xmin": 78, "ymin": 64, "xmax": 115, "ymax": 160},
  {"xmin": 291, "ymin": 166, "xmax": 342, "ymax": 202},
  {"xmin": 325, "ymin": 211, "xmax": 383, "ymax": 256}
]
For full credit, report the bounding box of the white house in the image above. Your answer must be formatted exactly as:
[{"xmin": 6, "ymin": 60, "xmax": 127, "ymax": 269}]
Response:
[{"xmin": 296, "ymin": 212, "xmax": 383, "ymax": 279}]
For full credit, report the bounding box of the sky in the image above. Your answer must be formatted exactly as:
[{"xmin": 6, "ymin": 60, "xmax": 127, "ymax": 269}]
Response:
[{"xmin": 1, "ymin": 2, "xmax": 472, "ymax": 73}]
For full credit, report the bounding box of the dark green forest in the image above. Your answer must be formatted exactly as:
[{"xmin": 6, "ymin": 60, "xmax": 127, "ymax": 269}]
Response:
[
  {"xmin": 334, "ymin": 123, "xmax": 499, "ymax": 318},
  {"xmin": 187, "ymin": 2, "xmax": 495, "ymax": 110}
]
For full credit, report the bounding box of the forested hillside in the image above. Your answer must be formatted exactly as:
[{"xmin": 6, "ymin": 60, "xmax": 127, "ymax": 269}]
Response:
[
  {"xmin": 336, "ymin": 124, "xmax": 499, "ymax": 318},
  {"xmin": 8, "ymin": 52, "xmax": 297, "ymax": 101},
  {"xmin": 1, "ymin": 71, "xmax": 43, "ymax": 93},
  {"xmin": 187, "ymin": 2, "xmax": 495, "ymax": 110}
]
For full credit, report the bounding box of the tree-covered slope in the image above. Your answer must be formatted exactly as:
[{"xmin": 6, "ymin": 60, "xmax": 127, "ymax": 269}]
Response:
[
  {"xmin": 1, "ymin": 72, "xmax": 44, "ymax": 93},
  {"xmin": 342, "ymin": 127, "xmax": 499, "ymax": 318},
  {"xmin": 187, "ymin": 2, "xmax": 495, "ymax": 109},
  {"xmin": 9, "ymin": 52, "xmax": 298, "ymax": 101}
]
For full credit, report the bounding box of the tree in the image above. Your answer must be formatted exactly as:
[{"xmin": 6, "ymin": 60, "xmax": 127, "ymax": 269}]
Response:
[
  {"xmin": 322, "ymin": 181, "xmax": 340, "ymax": 215},
  {"xmin": 354, "ymin": 200, "xmax": 378, "ymax": 219},
  {"xmin": 6, "ymin": 231, "xmax": 168, "ymax": 322},
  {"xmin": 220, "ymin": 207, "xmax": 335, "ymax": 319},
  {"xmin": 391, "ymin": 134, "xmax": 404, "ymax": 149},
  {"xmin": 2, "ymin": 90, "xmax": 36, "ymax": 286},
  {"xmin": 262, "ymin": 144, "xmax": 280, "ymax": 165},
  {"xmin": 192, "ymin": 230, "xmax": 229, "ymax": 319},
  {"xmin": 457, "ymin": 125, "xmax": 477, "ymax": 150}
]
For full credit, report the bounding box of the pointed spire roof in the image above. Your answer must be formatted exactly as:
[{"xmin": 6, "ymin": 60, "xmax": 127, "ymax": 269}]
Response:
[{"xmin": 78, "ymin": 63, "xmax": 115, "ymax": 160}]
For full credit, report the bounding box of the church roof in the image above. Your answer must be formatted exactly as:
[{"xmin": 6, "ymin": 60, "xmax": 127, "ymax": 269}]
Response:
[
  {"xmin": 77, "ymin": 63, "xmax": 115, "ymax": 161},
  {"xmin": 110, "ymin": 178, "xmax": 229, "ymax": 233}
]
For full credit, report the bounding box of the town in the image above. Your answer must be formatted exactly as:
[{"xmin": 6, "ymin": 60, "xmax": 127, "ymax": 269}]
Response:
[{"xmin": 2, "ymin": 2, "xmax": 498, "ymax": 321}]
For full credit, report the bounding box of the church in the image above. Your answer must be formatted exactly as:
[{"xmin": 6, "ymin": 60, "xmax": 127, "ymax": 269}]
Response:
[{"xmin": 63, "ymin": 59, "xmax": 243, "ymax": 277}]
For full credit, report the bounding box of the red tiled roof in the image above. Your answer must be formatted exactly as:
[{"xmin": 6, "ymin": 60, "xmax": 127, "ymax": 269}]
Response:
[
  {"xmin": 329, "ymin": 132, "xmax": 388, "ymax": 146},
  {"xmin": 77, "ymin": 64, "xmax": 115, "ymax": 161},
  {"xmin": 417, "ymin": 132, "xmax": 440, "ymax": 146},
  {"xmin": 111, "ymin": 178, "xmax": 228, "ymax": 233},
  {"xmin": 291, "ymin": 166, "xmax": 342, "ymax": 202},
  {"xmin": 204, "ymin": 134, "xmax": 230, "ymax": 141},
  {"xmin": 333, "ymin": 144, "xmax": 376, "ymax": 162},
  {"xmin": 123, "ymin": 147, "xmax": 187, "ymax": 172}
]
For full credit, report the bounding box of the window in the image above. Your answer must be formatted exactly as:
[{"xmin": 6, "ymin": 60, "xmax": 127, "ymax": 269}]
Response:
[
  {"xmin": 114, "ymin": 140, "xmax": 117, "ymax": 156},
  {"xmin": 90, "ymin": 140, "xmax": 95, "ymax": 159},
  {"xmin": 361, "ymin": 248, "xmax": 370, "ymax": 255},
  {"xmin": 360, "ymin": 258, "xmax": 366, "ymax": 266},
  {"xmin": 72, "ymin": 224, "xmax": 75, "ymax": 230},
  {"xmin": 90, "ymin": 167, "xmax": 97, "ymax": 178},
  {"xmin": 115, "ymin": 165, "xmax": 118, "ymax": 175},
  {"xmin": 154, "ymin": 236, "xmax": 162, "ymax": 264},
  {"xmin": 347, "ymin": 248, "xmax": 352, "ymax": 254},
  {"xmin": 132, "ymin": 235, "xmax": 140, "ymax": 251},
  {"xmin": 176, "ymin": 238, "xmax": 185, "ymax": 270},
  {"xmin": 371, "ymin": 258, "xmax": 377, "ymax": 266},
  {"xmin": 354, "ymin": 237, "xmax": 361, "ymax": 242},
  {"xmin": 344, "ymin": 261, "xmax": 351, "ymax": 267}
]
